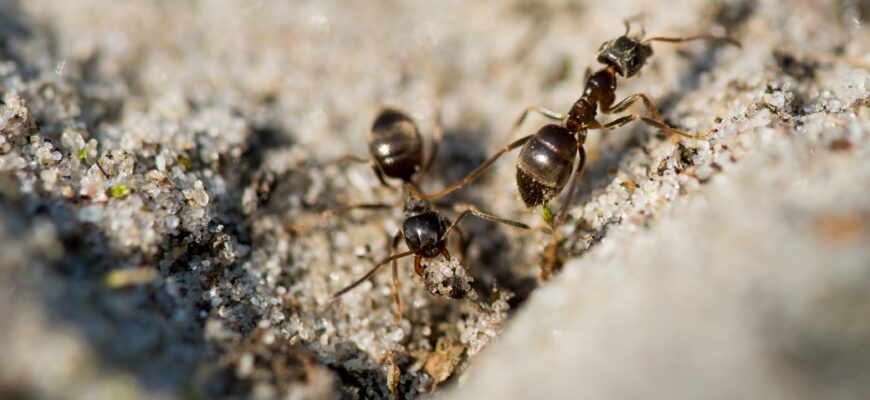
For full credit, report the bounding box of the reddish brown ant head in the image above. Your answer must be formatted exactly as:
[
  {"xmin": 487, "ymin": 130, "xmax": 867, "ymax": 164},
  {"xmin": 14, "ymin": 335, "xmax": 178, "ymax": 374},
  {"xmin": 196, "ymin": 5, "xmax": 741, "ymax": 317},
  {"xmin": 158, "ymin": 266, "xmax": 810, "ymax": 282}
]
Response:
[{"xmin": 596, "ymin": 35, "xmax": 654, "ymax": 78}]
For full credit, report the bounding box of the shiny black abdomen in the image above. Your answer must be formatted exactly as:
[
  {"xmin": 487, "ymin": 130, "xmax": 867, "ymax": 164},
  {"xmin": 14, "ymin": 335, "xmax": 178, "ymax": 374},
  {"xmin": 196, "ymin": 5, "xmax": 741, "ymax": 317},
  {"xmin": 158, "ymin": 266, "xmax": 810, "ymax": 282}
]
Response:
[
  {"xmin": 369, "ymin": 109, "xmax": 424, "ymax": 181},
  {"xmin": 402, "ymin": 211, "xmax": 450, "ymax": 258},
  {"xmin": 515, "ymin": 124, "xmax": 578, "ymax": 207}
]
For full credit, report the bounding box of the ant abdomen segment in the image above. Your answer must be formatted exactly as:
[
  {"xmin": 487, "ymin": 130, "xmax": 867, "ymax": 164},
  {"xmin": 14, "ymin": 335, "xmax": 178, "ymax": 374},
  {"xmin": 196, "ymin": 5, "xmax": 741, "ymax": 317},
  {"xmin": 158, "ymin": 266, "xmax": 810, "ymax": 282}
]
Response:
[
  {"xmin": 369, "ymin": 108, "xmax": 424, "ymax": 181},
  {"xmin": 516, "ymin": 124, "xmax": 578, "ymax": 207}
]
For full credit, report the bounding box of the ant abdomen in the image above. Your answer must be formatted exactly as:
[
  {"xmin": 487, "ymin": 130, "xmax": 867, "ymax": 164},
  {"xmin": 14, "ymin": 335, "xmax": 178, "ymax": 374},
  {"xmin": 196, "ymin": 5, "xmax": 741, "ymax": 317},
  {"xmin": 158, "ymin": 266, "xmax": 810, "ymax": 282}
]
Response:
[
  {"xmin": 516, "ymin": 124, "xmax": 578, "ymax": 207},
  {"xmin": 369, "ymin": 108, "xmax": 424, "ymax": 181}
]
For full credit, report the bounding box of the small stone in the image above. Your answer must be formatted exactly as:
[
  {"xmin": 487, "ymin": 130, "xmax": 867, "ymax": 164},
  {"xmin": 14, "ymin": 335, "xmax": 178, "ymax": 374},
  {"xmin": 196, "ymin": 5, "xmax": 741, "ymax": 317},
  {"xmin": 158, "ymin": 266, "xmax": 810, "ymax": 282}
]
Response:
[
  {"xmin": 236, "ymin": 352, "xmax": 255, "ymax": 378},
  {"xmin": 165, "ymin": 215, "xmax": 180, "ymax": 229}
]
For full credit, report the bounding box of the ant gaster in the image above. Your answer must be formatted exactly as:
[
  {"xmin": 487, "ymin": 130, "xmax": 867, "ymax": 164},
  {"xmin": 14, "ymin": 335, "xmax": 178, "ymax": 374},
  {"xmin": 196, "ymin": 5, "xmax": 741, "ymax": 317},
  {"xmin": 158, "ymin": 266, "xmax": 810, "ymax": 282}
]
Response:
[
  {"xmin": 291, "ymin": 107, "xmax": 530, "ymax": 320},
  {"xmin": 408, "ymin": 22, "xmax": 740, "ymax": 279}
]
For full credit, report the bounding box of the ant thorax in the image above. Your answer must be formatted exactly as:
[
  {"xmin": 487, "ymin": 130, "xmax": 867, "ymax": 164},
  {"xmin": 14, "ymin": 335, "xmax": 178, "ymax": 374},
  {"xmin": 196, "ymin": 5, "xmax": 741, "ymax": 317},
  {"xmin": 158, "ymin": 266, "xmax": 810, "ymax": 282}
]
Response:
[{"xmin": 402, "ymin": 195, "xmax": 431, "ymax": 217}]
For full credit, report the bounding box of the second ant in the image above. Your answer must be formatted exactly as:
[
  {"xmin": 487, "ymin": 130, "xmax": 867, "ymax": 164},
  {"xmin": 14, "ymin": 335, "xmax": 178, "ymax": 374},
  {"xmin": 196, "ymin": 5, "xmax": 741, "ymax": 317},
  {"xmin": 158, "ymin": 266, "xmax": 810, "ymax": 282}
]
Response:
[
  {"xmin": 290, "ymin": 107, "xmax": 530, "ymax": 320},
  {"xmin": 409, "ymin": 22, "xmax": 740, "ymax": 279}
]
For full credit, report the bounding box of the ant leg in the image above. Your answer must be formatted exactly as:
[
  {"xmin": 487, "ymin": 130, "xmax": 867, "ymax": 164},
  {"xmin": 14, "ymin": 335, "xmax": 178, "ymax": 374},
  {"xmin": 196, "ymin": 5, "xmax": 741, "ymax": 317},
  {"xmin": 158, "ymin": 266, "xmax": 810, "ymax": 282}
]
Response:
[
  {"xmin": 601, "ymin": 93, "xmax": 664, "ymax": 121},
  {"xmin": 95, "ymin": 159, "xmax": 110, "ymax": 179},
  {"xmin": 389, "ymin": 232, "xmax": 404, "ymax": 321},
  {"xmin": 409, "ymin": 135, "xmax": 534, "ymax": 200},
  {"xmin": 541, "ymin": 146, "xmax": 587, "ymax": 280},
  {"xmin": 442, "ymin": 205, "xmax": 530, "ymax": 240},
  {"xmin": 452, "ymin": 226, "xmax": 470, "ymax": 264},
  {"xmin": 489, "ymin": 105, "xmax": 565, "ymax": 164},
  {"xmin": 324, "ymin": 154, "xmax": 394, "ymax": 188},
  {"xmin": 414, "ymin": 256, "xmax": 424, "ymax": 276},
  {"xmin": 420, "ymin": 99, "xmax": 445, "ymax": 178},
  {"xmin": 621, "ymin": 14, "xmax": 646, "ymax": 37},
  {"xmin": 642, "ymin": 35, "xmax": 741, "ymax": 48},
  {"xmin": 509, "ymin": 106, "xmax": 566, "ymax": 140},
  {"xmin": 287, "ymin": 201, "xmax": 399, "ymax": 233},
  {"xmin": 409, "ymin": 105, "xmax": 563, "ymax": 200},
  {"xmin": 326, "ymin": 154, "xmax": 368, "ymax": 164},
  {"xmin": 333, "ymin": 250, "xmax": 416, "ymax": 298},
  {"xmin": 424, "ymin": 210, "xmax": 480, "ymax": 256},
  {"xmin": 448, "ymin": 225, "xmax": 473, "ymax": 275},
  {"xmin": 595, "ymin": 114, "xmax": 712, "ymax": 140},
  {"xmin": 371, "ymin": 163, "xmax": 392, "ymax": 188}
]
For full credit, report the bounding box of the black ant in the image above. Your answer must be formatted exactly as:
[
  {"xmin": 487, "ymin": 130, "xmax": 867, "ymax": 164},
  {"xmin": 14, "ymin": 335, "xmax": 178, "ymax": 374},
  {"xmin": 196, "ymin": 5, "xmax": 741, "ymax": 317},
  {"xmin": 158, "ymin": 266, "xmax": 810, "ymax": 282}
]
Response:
[
  {"xmin": 290, "ymin": 107, "xmax": 530, "ymax": 320},
  {"xmin": 408, "ymin": 22, "xmax": 740, "ymax": 279}
]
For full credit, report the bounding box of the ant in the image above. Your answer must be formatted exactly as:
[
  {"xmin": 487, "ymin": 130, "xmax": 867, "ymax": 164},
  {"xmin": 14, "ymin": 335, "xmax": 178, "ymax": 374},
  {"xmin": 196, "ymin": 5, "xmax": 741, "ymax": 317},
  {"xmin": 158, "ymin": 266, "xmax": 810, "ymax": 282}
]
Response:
[
  {"xmin": 290, "ymin": 107, "xmax": 530, "ymax": 320},
  {"xmin": 407, "ymin": 22, "xmax": 740, "ymax": 279}
]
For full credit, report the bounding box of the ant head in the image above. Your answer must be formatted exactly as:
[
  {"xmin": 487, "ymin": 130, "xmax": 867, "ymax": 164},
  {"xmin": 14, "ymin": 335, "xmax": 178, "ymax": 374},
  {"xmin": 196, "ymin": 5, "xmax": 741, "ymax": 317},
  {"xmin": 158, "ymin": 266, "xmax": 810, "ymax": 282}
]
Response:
[
  {"xmin": 596, "ymin": 35, "xmax": 654, "ymax": 78},
  {"xmin": 402, "ymin": 209, "xmax": 448, "ymax": 258}
]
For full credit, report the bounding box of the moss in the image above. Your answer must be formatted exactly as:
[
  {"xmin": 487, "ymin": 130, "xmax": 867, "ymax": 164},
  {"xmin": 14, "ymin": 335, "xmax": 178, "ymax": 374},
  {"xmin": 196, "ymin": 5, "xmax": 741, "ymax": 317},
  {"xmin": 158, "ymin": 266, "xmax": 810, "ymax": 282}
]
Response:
[
  {"xmin": 108, "ymin": 185, "xmax": 131, "ymax": 198},
  {"xmin": 177, "ymin": 156, "xmax": 193, "ymax": 170}
]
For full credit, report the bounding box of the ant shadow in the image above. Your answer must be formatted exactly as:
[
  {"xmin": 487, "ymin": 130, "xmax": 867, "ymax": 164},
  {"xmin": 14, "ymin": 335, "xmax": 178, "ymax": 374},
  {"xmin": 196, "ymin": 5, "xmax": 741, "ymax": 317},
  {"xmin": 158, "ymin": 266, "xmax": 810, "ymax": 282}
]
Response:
[
  {"xmin": 421, "ymin": 128, "xmax": 490, "ymax": 203},
  {"xmin": 659, "ymin": 0, "xmax": 756, "ymax": 114},
  {"xmin": 425, "ymin": 127, "xmax": 538, "ymax": 306}
]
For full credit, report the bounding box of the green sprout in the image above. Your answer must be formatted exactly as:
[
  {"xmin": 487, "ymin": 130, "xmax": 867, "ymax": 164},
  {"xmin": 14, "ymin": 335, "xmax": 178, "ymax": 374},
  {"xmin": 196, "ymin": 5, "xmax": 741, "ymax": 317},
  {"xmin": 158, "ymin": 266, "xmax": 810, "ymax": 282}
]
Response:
[
  {"xmin": 177, "ymin": 156, "xmax": 193, "ymax": 170},
  {"xmin": 109, "ymin": 185, "xmax": 131, "ymax": 198},
  {"xmin": 542, "ymin": 204, "xmax": 555, "ymax": 227}
]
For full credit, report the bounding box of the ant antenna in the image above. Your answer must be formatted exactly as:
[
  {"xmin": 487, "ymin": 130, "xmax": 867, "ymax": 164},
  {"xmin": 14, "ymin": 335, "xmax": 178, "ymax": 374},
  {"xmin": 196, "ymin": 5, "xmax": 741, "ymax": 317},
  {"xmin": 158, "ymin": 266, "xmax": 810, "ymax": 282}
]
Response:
[
  {"xmin": 641, "ymin": 34, "xmax": 741, "ymax": 48},
  {"xmin": 287, "ymin": 201, "xmax": 399, "ymax": 233},
  {"xmin": 421, "ymin": 98, "xmax": 444, "ymax": 176},
  {"xmin": 332, "ymin": 250, "xmax": 416, "ymax": 299},
  {"xmin": 406, "ymin": 134, "xmax": 534, "ymax": 201},
  {"xmin": 441, "ymin": 205, "xmax": 531, "ymax": 239},
  {"xmin": 622, "ymin": 14, "xmax": 646, "ymax": 37}
]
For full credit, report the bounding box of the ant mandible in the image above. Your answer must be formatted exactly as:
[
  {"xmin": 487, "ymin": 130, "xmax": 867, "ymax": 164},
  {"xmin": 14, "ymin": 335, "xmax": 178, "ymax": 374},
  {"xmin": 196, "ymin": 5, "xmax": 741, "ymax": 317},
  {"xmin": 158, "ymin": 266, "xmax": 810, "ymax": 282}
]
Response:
[
  {"xmin": 408, "ymin": 22, "xmax": 740, "ymax": 279},
  {"xmin": 290, "ymin": 107, "xmax": 530, "ymax": 320}
]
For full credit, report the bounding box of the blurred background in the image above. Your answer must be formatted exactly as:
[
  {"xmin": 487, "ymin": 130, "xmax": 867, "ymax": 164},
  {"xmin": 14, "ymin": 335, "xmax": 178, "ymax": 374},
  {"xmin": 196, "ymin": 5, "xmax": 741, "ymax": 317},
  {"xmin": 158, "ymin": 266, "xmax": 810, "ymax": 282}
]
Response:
[{"xmin": 0, "ymin": 0, "xmax": 868, "ymax": 399}]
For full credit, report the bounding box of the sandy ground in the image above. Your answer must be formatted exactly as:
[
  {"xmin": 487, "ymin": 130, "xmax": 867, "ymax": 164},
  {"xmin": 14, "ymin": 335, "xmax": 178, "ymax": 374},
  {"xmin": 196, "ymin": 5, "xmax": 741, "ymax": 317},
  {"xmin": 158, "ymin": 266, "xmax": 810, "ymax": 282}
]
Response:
[{"xmin": 0, "ymin": 0, "xmax": 868, "ymax": 399}]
